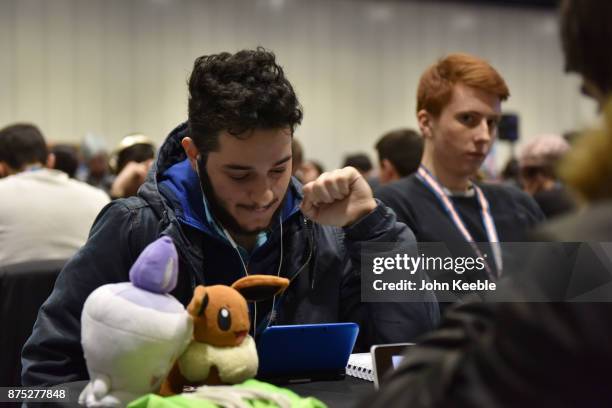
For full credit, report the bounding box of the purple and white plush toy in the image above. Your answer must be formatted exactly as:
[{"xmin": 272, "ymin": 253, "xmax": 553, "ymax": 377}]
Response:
[{"xmin": 79, "ymin": 237, "xmax": 192, "ymax": 407}]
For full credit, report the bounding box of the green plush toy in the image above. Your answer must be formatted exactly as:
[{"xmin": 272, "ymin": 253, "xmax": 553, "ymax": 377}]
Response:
[{"xmin": 131, "ymin": 379, "xmax": 327, "ymax": 408}]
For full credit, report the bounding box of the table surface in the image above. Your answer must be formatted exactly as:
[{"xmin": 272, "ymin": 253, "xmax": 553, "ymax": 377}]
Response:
[
  {"xmin": 286, "ymin": 376, "xmax": 373, "ymax": 407},
  {"xmin": 36, "ymin": 376, "xmax": 374, "ymax": 408}
]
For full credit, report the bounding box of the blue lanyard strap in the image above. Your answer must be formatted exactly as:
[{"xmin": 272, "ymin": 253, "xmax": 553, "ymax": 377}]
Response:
[{"xmin": 416, "ymin": 165, "xmax": 503, "ymax": 278}]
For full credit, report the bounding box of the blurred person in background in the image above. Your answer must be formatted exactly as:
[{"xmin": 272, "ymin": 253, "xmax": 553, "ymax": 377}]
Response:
[
  {"xmin": 343, "ymin": 152, "xmax": 378, "ymax": 189},
  {"xmin": 79, "ymin": 133, "xmax": 114, "ymax": 194},
  {"xmin": 50, "ymin": 144, "xmax": 79, "ymax": 179},
  {"xmin": 363, "ymin": 1, "xmax": 612, "ymax": 406},
  {"xmin": 499, "ymin": 157, "xmax": 521, "ymax": 189},
  {"xmin": 342, "ymin": 152, "xmax": 373, "ymax": 178},
  {"xmin": 299, "ymin": 159, "xmax": 325, "ymax": 184},
  {"xmin": 374, "ymin": 128, "xmax": 423, "ymax": 185},
  {"xmin": 519, "ymin": 134, "xmax": 575, "ymax": 218},
  {"xmin": 562, "ymin": 129, "xmax": 580, "ymax": 145},
  {"xmin": 0, "ymin": 124, "xmax": 109, "ymax": 266},
  {"xmin": 108, "ymin": 133, "xmax": 156, "ymax": 198},
  {"xmin": 542, "ymin": 0, "xmax": 612, "ymax": 229}
]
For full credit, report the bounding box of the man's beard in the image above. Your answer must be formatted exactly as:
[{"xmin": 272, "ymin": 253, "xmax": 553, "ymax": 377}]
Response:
[{"xmin": 197, "ymin": 159, "xmax": 284, "ymax": 237}]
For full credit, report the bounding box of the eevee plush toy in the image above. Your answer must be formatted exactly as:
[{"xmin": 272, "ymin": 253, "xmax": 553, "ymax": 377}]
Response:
[{"xmin": 160, "ymin": 274, "xmax": 289, "ymax": 395}]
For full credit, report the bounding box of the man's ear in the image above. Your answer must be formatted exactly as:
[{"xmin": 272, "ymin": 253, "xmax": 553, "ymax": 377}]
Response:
[
  {"xmin": 417, "ymin": 109, "xmax": 434, "ymax": 140},
  {"xmin": 46, "ymin": 153, "xmax": 56, "ymax": 169},
  {"xmin": 181, "ymin": 137, "xmax": 199, "ymax": 171}
]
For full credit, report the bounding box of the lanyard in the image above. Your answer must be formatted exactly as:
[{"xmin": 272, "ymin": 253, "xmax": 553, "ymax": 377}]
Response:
[{"xmin": 416, "ymin": 165, "xmax": 503, "ymax": 278}]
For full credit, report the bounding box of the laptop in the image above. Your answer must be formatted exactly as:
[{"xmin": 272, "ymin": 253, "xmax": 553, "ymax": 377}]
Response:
[{"xmin": 256, "ymin": 322, "xmax": 359, "ymax": 383}]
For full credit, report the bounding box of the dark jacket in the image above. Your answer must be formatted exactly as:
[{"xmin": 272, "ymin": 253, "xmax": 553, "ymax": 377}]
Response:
[
  {"xmin": 375, "ymin": 175, "xmax": 545, "ymax": 243},
  {"xmin": 361, "ymin": 202, "xmax": 612, "ymax": 408},
  {"xmin": 21, "ymin": 123, "xmax": 440, "ymax": 386},
  {"xmin": 375, "ymin": 174, "xmax": 545, "ymax": 312}
]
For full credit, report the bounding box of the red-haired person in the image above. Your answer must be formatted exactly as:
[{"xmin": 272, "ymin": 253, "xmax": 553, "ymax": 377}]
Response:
[
  {"xmin": 375, "ymin": 54, "xmax": 544, "ymax": 287},
  {"xmin": 363, "ymin": 2, "xmax": 612, "ymax": 406}
]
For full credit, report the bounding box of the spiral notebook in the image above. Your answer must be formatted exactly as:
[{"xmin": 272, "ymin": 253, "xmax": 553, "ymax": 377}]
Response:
[{"xmin": 345, "ymin": 352, "xmax": 374, "ymax": 382}]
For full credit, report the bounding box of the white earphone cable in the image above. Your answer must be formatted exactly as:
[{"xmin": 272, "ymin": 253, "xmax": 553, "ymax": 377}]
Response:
[{"xmin": 268, "ymin": 214, "xmax": 283, "ymax": 328}]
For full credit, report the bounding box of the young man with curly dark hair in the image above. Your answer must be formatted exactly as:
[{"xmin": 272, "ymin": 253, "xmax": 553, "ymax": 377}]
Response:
[{"xmin": 21, "ymin": 48, "xmax": 439, "ymax": 386}]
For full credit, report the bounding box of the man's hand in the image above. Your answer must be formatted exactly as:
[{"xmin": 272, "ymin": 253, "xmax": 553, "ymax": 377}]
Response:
[{"xmin": 300, "ymin": 166, "xmax": 377, "ymax": 227}]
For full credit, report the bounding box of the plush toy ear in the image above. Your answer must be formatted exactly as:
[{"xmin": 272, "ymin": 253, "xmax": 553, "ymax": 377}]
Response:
[
  {"xmin": 129, "ymin": 236, "xmax": 178, "ymax": 294},
  {"xmin": 231, "ymin": 275, "xmax": 289, "ymax": 302},
  {"xmin": 187, "ymin": 286, "xmax": 209, "ymax": 317}
]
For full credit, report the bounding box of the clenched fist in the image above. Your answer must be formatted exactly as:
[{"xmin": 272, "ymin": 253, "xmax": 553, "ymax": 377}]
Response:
[{"xmin": 300, "ymin": 166, "xmax": 377, "ymax": 227}]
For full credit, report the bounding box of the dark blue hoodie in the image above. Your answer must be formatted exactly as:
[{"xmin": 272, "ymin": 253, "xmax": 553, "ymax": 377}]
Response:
[{"xmin": 21, "ymin": 122, "xmax": 439, "ymax": 386}]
